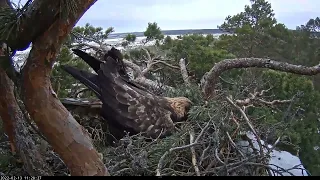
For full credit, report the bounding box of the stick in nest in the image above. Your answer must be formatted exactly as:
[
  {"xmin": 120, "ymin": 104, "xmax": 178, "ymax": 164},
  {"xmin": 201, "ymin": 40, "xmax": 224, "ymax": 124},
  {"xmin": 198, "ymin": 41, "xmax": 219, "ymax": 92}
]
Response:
[
  {"xmin": 226, "ymin": 96, "xmax": 265, "ymax": 157},
  {"xmin": 156, "ymin": 120, "xmax": 212, "ymax": 176},
  {"xmin": 189, "ymin": 129, "xmax": 201, "ymax": 176}
]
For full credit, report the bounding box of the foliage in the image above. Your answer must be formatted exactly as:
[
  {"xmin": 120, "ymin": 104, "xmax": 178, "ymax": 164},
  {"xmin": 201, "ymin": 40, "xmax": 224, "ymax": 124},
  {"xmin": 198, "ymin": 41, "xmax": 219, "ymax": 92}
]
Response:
[
  {"xmin": 217, "ymin": 0, "xmax": 282, "ymax": 58},
  {"xmin": 122, "ymin": 34, "xmax": 137, "ymax": 47},
  {"xmin": 71, "ymin": 23, "xmax": 114, "ymax": 47},
  {"xmin": 162, "ymin": 34, "xmax": 236, "ymax": 79},
  {"xmin": 144, "ymin": 22, "xmax": 164, "ymax": 43},
  {"xmin": 261, "ymin": 71, "xmax": 320, "ymax": 174}
]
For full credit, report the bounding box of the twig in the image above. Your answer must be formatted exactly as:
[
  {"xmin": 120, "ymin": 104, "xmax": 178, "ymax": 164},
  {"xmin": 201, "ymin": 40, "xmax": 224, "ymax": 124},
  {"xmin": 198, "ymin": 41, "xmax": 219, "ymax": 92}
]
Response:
[
  {"xmin": 156, "ymin": 120, "xmax": 212, "ymax": 176},
  {"xmin": 201, "ymin": 154, "xmax": 261, "ymax": 175},
  {"xmin": 199, "ymin": 144, "xmax": 211, "ymax": 166},
  {"xmin": 247, "ymin": 162, "xmax": 295, "ymax": 176},
  {"xmin": 226, "ymin": 96, "xmax": 264, "ymax": 157},
  {"xmin": 230, "ymin": 111, "xmax": 240, "ymax": 139},
  {"xmin": 235, "ymin": 89, "xmax": 292, "ymax": 107},
  {"xmin": 189, "ymin": 130, "xmax": 201, "ymax": 176},
  {"xmin": 215, "ymin": 148, "xmax": 225, "ymax": 165},
  {"xmin": 226, "ymin": 132, "xmax": 245, "ymax": 158},
  {"xmin": 267, "ymin": 136, "xmax": 281, "ymax": 153}
]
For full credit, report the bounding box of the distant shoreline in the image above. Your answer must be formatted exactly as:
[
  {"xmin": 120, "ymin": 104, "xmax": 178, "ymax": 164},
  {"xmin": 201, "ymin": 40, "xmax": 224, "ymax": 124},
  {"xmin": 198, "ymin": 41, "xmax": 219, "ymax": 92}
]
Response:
[
  {"xmin": 108, "ymin": 28, "xmax": 320, "ymax": 40},
  {"xmin": 108, "ymin": 29, "xmax": 226, "ymax": 39}
]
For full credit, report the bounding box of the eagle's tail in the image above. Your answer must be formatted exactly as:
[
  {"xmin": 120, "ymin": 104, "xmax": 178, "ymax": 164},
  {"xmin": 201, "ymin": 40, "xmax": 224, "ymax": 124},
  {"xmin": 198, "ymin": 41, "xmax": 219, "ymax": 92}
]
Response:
[
  {"xmin": 72, "ymin": 49, "xmax": 103, "ymax": 73},
  {"xmin": 61, "ymin": 65, "xmax": 102, "ymax": 99}
]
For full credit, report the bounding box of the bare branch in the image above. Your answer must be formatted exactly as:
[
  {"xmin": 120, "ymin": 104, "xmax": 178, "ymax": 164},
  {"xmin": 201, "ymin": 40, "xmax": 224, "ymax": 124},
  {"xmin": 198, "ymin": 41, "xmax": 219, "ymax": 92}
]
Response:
[
  {"xmin": 141, "ymin": 47, "xmax": 152, "ymax": 63},
  {"xmin": 235, "ymin": 89, "xmax": 292, "ymax": 108},
  {"xmin": 189, "ymin": 130, "xmax": 201, "ymax": 176},
  {"xmin": 226, "ymin": 96, "xmax": 264, "ymax": 157},
  {"xmin": 150, "ymin": 60, "xmax": 180, "ymax": 70},
  {"xmin": 202, "ymin": 58, "xmax": 320, "ymax": 99},
  {"xmin": 140, "ymin": 47, "xmax": 179, "ymax": 76}
]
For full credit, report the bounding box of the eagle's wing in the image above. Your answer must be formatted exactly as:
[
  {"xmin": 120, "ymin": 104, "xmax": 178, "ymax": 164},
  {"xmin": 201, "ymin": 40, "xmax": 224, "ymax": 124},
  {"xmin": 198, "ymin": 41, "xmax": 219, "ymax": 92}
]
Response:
[
  {"xmin": 106, "ymin": 48, "xmax": 158, "ymax": 95},
  {"xmin": 72, "ymin": 49, "xmax": 104, "ymax": 73},
  {"xmin": 72, "ymin": 48, "xmax": 157, "ymax": 96},
  {"xmin": 61, "ymin": 65, "xmax": 101, "ymax": 98},
  {"xmin": 97, "ymin": 56, "xmax": 177, "ymax": 138}
]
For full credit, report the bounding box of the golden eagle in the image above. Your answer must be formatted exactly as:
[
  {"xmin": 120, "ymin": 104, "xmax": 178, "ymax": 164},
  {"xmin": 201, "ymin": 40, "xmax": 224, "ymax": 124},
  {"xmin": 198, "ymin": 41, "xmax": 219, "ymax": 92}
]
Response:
[{"xmin": 62, "ymin": 47, "xmax": 192, "ymax": 142}]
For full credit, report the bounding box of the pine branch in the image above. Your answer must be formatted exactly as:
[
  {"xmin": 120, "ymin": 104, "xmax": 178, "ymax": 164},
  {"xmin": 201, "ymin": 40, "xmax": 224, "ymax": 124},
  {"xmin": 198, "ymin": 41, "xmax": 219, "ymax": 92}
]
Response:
[{"xmin": 202, "ymin": 58, "xmax": 320, "ymax": 99}]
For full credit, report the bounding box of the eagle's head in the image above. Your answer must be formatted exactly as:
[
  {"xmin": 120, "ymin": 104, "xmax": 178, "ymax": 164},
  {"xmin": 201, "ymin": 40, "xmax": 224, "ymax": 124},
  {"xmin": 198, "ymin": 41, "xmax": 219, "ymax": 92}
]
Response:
[{"xmin": 165, "ymin": 97, "xmax": 192, "ymax": 122}]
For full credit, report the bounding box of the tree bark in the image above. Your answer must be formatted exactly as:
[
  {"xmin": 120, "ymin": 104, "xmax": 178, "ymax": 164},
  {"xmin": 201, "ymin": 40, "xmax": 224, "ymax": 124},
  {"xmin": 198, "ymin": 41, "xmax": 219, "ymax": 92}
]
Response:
[
  {"xmin": 21, "ymin": 0, "xmax": 109, "ymax": 176},
  {"xmin": 0, "ymin": 67, "xmax": 53, "ymax": 175},
  {"xmin": 202, "ymin": 58, "xmax": 320, "ymax": 100}
]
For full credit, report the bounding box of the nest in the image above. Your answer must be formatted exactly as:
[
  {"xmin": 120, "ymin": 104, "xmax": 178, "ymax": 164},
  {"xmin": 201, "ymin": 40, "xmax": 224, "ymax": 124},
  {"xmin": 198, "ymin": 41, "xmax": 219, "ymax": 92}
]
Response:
[
  {"xmin": 88, "ymin": 84, "xmax": 308, "ymax": 176},
  {"xmin": 101, "ymin": 95, "xmax": 266, "ymax": 176},
  {"xmin": 0, "ymin": 82, "xmax": 309, "ymax": 176}
]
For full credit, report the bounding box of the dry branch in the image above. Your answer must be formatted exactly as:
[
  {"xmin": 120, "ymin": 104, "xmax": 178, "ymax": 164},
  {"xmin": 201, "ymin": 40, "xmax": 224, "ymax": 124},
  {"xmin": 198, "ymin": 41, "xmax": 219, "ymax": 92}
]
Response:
[
  {"xmin": 235, "ymin": 88, "xmax": 292, "ymax": 108},
  {"xmin": 189, "ymin": 130, "xmax": 201, "ymax": 176},
  {"xmin": 202, "ymin": 58, "xmax": 320, "ymax": 99},
  {"xmin": 138, "ymin": 47, "xmax": 180, "ymax": 76},
  {"xmin": 179, "ymin": 58, "xmax": 191, "ymax": 86},
  {"xmin": 226, "ymin": 96, "xmax": 264, "ymax": 157}
]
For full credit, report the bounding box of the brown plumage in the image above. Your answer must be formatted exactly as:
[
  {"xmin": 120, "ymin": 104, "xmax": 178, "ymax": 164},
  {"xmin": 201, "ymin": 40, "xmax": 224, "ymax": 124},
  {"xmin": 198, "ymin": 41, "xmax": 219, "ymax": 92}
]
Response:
[{"xmin": 62, "ymin": 47, "xmax": 192, "ymax": 142}]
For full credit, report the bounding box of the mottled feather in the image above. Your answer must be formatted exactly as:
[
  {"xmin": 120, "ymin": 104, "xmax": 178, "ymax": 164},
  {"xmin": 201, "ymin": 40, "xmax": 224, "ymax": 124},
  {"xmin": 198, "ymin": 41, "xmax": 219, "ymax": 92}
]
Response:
[
  {"xmin": 98, "ymin": 56, "xmax": 177, "ymax": 138},
  {"xmin": 62, "ymin": 48, "xmax": 192, "ymax": 141},
  {"xmin": 61, "ymin": 65, "xmax": 101, "ymax": 98}
]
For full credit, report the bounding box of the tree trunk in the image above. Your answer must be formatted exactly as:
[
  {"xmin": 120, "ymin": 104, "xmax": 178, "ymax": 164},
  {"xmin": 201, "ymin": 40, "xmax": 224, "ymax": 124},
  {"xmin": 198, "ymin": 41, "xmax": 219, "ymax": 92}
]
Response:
[
  {"xmin": 0, "ymin": 67, "xmax": 53, "ymax": 175},
  {"xmin": 21, "ymin": 0, "xmax": 109, "ymax": 176}
]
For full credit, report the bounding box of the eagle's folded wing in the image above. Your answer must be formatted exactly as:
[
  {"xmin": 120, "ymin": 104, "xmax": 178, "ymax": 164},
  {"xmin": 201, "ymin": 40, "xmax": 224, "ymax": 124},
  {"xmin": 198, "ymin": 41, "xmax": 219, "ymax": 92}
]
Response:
[
  {"xmin": 72, "ymin": 49, "xmax": 104, "ymax": 73},
  {"xmin": 72, "ymin": 48, "xmax": 156, "ymax": 96},
  {"xmin": 61, "ymin": 65, "xmax": 101, "ymax": 98},
  {"xmin": 97, "ymin": 57, "xmax": 176, "ymax": 138}
]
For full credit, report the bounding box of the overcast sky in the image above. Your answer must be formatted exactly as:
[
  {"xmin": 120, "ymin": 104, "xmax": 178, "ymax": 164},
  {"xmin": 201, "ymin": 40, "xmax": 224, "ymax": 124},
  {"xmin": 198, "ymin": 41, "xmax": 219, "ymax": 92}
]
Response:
[{"xmin": 14, "ymin": 0, "xmax": 319, "ymax": 33}]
